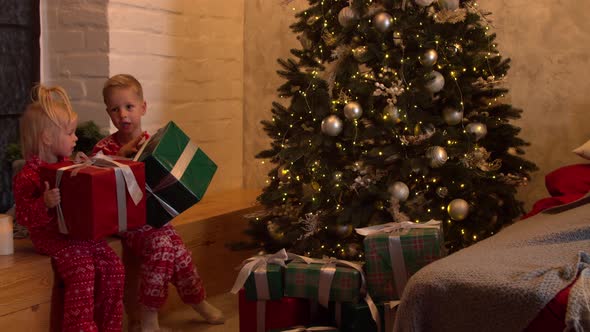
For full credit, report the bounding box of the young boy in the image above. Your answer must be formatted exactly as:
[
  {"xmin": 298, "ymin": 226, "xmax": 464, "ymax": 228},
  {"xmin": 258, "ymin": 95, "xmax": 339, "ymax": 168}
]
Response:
[{"xmin": 93, "ymin": 74, "xmax": 224, "ymax": 332}]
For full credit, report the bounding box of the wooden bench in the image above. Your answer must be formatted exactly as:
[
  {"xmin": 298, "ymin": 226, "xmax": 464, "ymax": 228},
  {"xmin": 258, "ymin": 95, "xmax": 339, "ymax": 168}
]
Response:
[{"xmin": 0, "ymin": 188, "xmax": 260, "ymax": 330}]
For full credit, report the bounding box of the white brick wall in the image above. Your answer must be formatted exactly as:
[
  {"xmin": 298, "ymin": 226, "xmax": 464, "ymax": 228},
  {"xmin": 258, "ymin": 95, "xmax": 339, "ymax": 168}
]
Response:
[
  {"xmin": 40, "ymin": 0, "xmax": 245, "ymax": 193},
  {"xmin": 108, "ymin": 0, "xmax": 245, "ymax": 193},
  {"xmin": 40, "ymin": 0, "xmax": 110, "ymax": 128}
]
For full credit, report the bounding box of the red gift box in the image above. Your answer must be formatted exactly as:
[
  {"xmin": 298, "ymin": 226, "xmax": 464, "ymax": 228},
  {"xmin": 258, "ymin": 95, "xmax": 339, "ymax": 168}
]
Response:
[
  {"xmin": 239, "ymin": 289, "xmax": 312, "ymax": 332},
  {"xmin": 40, "ymin": 158, "xmax": 146, "ymax": 240}
]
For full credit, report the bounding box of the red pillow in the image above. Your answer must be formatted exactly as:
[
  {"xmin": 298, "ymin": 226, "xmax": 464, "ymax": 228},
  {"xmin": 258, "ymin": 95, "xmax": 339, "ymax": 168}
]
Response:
[{"xmin": 545, "ymin": 164, "xmax": 590, "ymax": 197}]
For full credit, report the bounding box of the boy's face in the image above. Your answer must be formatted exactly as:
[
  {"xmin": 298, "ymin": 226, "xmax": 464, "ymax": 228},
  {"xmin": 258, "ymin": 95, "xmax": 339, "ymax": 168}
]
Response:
[{"xmin": 104, "ymin": 87, "xmax": 146, "ymax": 136}]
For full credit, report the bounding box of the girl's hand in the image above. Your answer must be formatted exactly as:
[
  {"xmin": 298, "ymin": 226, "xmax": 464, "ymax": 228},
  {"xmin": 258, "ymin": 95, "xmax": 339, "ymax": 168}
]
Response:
[
  {"xmin": 43, "ymin": 181, "xmax": 60, "ymax": 208},
  {"xmin": 117, "ymin": 134, "xmax": 145, "ymax": 158}
]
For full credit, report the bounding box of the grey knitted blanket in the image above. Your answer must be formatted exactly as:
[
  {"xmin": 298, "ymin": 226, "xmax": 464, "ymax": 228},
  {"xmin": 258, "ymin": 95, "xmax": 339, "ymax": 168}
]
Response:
[{"xmin": 394, "ymin": 196, "xmax": 590, "ymax": 332}]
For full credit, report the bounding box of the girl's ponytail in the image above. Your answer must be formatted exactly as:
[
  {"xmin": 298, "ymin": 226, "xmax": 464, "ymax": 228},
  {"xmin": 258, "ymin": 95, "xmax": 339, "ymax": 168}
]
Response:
[{"xmin": 33, "ymin": 85, "xmax": 74, "ymax": 129}]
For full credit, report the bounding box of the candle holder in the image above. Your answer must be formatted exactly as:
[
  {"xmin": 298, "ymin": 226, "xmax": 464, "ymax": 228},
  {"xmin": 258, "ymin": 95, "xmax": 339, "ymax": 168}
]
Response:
[{"xmin": 0, "ymin": 214, "xmax": 14, "ymax": 255}]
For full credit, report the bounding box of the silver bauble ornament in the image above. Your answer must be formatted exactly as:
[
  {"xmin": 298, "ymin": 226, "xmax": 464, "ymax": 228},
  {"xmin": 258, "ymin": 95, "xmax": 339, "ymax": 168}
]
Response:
[
  {"xmin": 389, "ymin": 181, "xmax": 410, "ymax": 201},
  {"xmin": 277, "ymin": 165, "xmax": 290, "ymax": 180},
  {"xmin": 328, "ymin": 224, "xmax": 353, "ymax": 239},
  {"xmin": 333, "ymin": 171, "xmax": 343, "ymax": 182},
  {"xmin": 425, "ymin": 71, "xmax": 445, "ymax": 93},
  {"xmin": 447, "ymin": 198, "xmax": 469, "ymax": 221},
  {"xmin": 427, "ymin": 146, "xmax": 448, "ymax": 168},
  {"xmin": 439, "ymin": 0, "xmax": 460, "ymax": 10},
  {"xmin": 442, "ymin": 107, "xmax": 463, "ymax": 125},
  {"xmin": 385, "ymin": 104, "xmax": 402, "ymax": 123},
  {"xmin": 267, "ymin": 221, "xmax": 285, "ymax": 240},
  {"xmin": 343, "ymin": 101, "xmax": 363, "ymax": 120},
  {"xmin": 419, "ymin": 49, "xmax": 438, "ymax": 67},
  {"xmin": 374, "ymin": 12, "xmax": 393, "ymax": 32},
  {"xmin": 338, "ymin": 6, "xmax": 359, "ymax": 28},
  {"xmin": 321, "ymin": 115, "xmax": 343, "ymax": 136},
  {"xmin": 466, "ymin": 122, "xmax": 488, "ymax": 141},
  {"xmin": 352, "ymin": 46, "xmax": 370, "ymax": 62},
  {"xmin": 415, "ymin": 0, "xmax": 436, "ymax": 7}
]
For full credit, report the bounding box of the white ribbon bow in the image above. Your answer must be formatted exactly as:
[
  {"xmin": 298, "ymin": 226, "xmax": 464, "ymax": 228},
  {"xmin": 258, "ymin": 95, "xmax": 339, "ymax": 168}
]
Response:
[
  {"xmin": 355, "ymin": 219, "xmax": 441, "ymax": 236},
  {"xmin": 231, "ymin": 248, "xmax": 291, "ymax": 299}
]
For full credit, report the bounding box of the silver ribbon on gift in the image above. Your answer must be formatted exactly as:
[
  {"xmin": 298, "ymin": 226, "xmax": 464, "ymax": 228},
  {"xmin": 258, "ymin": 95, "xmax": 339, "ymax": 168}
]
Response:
[
  {"xmin": 355, "ymin": 219, "xmax": 442, "ymax": 298},
  {"xmin": 55, "ymin": 152, "xmax": 143, "ymax": 234},
  {"xmin": 291, "ymin": 256, "xmax": 381, "ymax": 332},
  {"xmin": 231, "ymin": 249, "xmax": 291, "ymax": 332},
  {"xmin": 133, "ymin": 132, "xmax": 199, "ymax": 219}
]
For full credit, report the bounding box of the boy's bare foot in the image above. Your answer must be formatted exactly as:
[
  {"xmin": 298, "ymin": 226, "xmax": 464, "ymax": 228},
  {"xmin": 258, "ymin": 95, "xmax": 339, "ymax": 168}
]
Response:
[
  {"xmin": 191, "ymin": 300, "xmax": 225, "ymax": 324},
  {"xmin": 140, "ymin": 306, "xmax": 162, "ymax": 332}
]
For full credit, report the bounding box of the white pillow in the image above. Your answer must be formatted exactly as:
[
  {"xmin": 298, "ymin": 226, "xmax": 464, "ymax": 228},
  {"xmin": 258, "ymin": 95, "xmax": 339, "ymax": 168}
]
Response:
[{"xmin": 573, "ymin": 140, "xmax": 590, "ymax": 160}]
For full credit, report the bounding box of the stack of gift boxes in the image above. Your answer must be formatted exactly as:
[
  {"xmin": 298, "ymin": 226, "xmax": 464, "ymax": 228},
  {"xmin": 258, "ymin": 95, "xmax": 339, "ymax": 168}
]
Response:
[
  {"xmin": 39, "ymin": 121, "xmax": 217, "ymax": 239},
  {"xmin": 233, "ymin": 220, "xmax": 446, "ymax": 332}
]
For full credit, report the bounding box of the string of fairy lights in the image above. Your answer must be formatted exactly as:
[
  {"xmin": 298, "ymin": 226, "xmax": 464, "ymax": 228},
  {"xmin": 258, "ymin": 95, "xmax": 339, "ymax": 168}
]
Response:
[{"xmin": 253, "ymin": 0, "xmax": 530, "ymax": 257}]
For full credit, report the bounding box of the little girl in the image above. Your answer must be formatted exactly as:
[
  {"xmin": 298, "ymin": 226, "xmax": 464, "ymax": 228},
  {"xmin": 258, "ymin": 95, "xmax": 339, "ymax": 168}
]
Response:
[{"xmin": 13, "ymin": 85, "xmax": 125, "ymax": 332}]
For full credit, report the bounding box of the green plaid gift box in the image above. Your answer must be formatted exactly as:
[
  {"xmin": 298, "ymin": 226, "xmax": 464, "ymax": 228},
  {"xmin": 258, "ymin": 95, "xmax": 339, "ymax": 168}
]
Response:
[
  {"xmin": 134, "ymin": 121, "xmax": 217, "ymax": 227},
  {"xmin": 358, "ymin": 220, "xmax": 445, "ymax": 301},
  {"xmin": 243, "ymin": 263, "xmax": 284, "ymax": 301},
  {"xmin": 284, "ymin": 261, "xmax": 361, "ymax": 304}
]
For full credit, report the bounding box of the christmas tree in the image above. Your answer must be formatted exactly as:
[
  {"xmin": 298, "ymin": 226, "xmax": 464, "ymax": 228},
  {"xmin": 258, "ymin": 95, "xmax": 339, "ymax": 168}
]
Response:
[{"xmin": 245, "ymin": 0, "xmax": 537, "ymax": 259}]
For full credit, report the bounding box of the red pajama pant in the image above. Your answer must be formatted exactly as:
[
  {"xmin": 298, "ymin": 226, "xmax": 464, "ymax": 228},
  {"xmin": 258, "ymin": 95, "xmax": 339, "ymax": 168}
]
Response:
[
  {"xmin": 13, "ymin": 156, "xmax": 124, "ymax": 332},
  {"xmin": 122, "ymin": 224, "xmax": 206, "ymax": 310},
  {"xmin": 39, "ymin": 237, "xmax": 124, "ymax": 332}
]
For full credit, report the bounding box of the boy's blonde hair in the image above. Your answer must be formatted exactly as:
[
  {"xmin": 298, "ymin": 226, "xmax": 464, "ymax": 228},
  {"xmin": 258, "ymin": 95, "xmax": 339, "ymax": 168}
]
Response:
[
  {"xmin": 102, "ymin": 74, "xmax": 144, "ymax": 103},
  {"xmin": 20, "ymin": 85, "xmax": 77, "ymax": 160}
]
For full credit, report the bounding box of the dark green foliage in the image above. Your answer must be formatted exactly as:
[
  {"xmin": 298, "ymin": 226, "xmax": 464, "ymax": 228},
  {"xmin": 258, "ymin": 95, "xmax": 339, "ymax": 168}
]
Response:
[{"xmin": 75, "ymin": 121, "xmax": 107, "ymax": 155}]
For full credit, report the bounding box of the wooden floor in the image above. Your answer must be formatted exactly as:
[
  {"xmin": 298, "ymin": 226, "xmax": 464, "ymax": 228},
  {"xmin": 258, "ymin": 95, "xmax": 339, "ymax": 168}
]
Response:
[{"xmin": 159, "ymin": 292, "xmax": 239, "ymax": 332}]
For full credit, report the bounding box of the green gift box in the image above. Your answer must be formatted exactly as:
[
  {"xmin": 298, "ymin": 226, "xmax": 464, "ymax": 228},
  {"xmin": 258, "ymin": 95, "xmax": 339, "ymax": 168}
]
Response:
[
  {"xmin": 134, "ymin": 121, "xmax": 217, "ymax": 227},
  {"xmin": 284, "ymin": 261, "xmax": 362, "ymax": 304},
  {"xmin": 244, "ymin": 263, "xmax": 284, "ymax": 301},
  {"xmin": 360, "ymin": 220, "xmax": 445, "ymax": 301}
]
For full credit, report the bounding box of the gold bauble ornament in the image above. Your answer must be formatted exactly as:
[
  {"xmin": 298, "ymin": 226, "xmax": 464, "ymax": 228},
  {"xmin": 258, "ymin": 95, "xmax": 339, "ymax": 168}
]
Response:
[
  {"xmin": 385, "ymin": 104, "xmax": 402, "ymax": 123},
  {"xmin": 447, "ymin": 199, "xmax": 469, "ymax": 221}
]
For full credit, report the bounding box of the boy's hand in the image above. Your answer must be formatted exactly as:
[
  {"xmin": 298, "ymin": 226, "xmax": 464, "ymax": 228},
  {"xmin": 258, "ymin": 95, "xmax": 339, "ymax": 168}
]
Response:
[
  {"xmin": 117, "ymin": 134, "xmax": 145, "ymax": 158},
  {"xmin": 43, "ymin": 181, "xmax": 60, "ymax": 208}
]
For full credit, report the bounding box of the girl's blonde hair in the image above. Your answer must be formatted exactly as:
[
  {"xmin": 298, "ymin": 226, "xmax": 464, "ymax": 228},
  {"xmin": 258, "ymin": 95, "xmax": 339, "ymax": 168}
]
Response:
[{"xmin": 20, "ymin": 85, "xmax": 77, "ymax": 160}]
